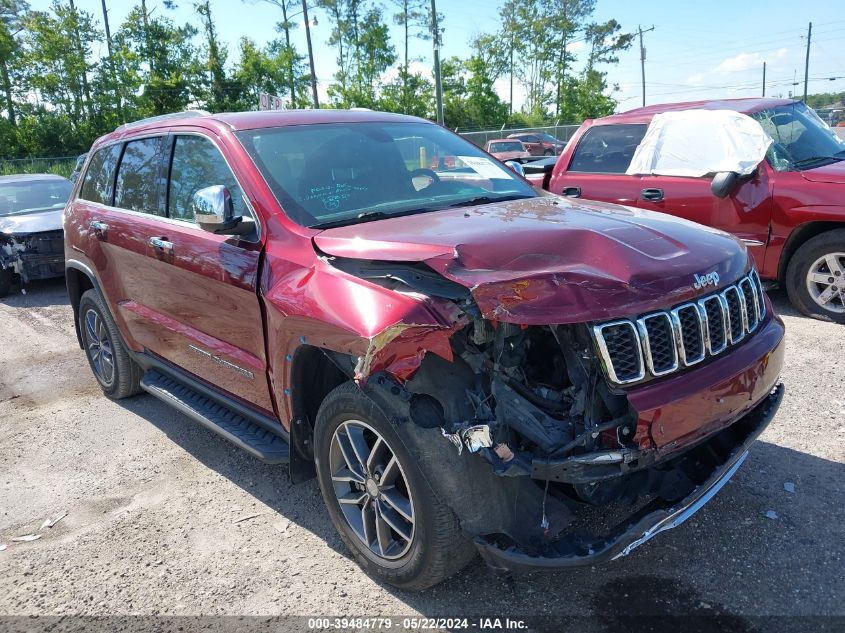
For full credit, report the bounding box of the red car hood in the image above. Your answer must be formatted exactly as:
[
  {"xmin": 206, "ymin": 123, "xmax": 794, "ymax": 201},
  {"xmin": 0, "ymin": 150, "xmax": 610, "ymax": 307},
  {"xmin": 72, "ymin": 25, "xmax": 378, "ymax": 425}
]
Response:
[
  {"xmin": 491, "ymin": 151, "xmax": 532, "ymax": 161},
  {"xmin": 800, "ymin": 160, "xmax": 845, "ymax": 184},
  {"xmin": 314, "ymin": 197, "xmax": 749, "ymax": 324}
]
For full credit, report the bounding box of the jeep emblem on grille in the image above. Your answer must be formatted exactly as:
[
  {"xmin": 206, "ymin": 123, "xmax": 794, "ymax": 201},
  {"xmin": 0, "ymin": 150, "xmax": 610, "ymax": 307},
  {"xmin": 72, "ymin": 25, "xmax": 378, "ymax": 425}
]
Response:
[{"xmin": 693, "ymin": 271, "xmax": 720, "ymax": 290}]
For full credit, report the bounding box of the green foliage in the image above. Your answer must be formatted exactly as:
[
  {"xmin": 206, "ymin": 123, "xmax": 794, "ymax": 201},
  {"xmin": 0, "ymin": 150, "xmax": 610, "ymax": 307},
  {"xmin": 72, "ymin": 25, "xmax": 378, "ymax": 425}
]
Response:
[{"xmin": 1, "ymin": 0, "xmax": 632, "ymax": 158}]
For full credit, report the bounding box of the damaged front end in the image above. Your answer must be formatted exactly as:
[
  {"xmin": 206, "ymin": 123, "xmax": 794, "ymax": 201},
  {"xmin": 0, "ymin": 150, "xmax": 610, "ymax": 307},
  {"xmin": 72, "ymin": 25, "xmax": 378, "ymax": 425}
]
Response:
[
  {"xmin": 0, "ymin": 230, "xmax": 65, "ymax": 287},
  {"xmin": 323, "ymin": 250, "xmax": 785, "ymax": 570}
]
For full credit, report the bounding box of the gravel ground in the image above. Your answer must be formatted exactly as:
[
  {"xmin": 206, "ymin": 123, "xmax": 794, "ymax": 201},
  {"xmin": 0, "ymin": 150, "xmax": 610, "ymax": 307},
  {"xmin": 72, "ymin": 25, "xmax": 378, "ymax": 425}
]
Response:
[{"xmin": 0, "ymin": 278, "xmax": 843, "ymax": 629}]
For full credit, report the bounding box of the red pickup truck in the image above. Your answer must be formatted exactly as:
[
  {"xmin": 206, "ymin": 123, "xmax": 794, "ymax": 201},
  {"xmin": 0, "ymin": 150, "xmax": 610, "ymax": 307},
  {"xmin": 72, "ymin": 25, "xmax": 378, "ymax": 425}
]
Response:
[
  {"xmin": 65, "ymin": 109, "xmax": 784, "ymax": 589},
  {"xmin": 528, "ymin": 98, "xmax": 845, "ymax": 323}
]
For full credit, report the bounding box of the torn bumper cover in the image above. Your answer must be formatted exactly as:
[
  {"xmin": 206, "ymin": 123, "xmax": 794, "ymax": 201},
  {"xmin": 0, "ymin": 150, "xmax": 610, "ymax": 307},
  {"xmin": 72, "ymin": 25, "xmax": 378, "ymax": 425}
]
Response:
[
  {"xmin": 0, "ymin": 230, "xmax": 65, "ymax": 283},
  {"xmin": 474, "ymin": 383, "xmax": 784, "ymax": 572}
]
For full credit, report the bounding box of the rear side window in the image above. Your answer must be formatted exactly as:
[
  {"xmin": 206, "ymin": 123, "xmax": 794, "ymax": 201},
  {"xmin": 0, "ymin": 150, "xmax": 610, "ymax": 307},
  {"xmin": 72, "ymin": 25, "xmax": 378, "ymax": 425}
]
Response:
[
  {"xmin": 167, "ymin": 135, "xmax": 246, "ymax": 221},
  {"xmin": 79, "ymin": 144, "xmax": 122, "ymax": 205},
  {"xmin": 114, "ymin": 136, "xmax": 167, "ymax": 215},
  {"xmin": 568, "ymin": 124, "xmax": 647, "ymax": 174}
]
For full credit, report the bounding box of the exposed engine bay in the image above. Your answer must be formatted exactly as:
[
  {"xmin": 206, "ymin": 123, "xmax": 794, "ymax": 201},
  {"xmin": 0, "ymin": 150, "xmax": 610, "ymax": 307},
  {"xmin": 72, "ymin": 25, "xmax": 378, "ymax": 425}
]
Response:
[{"xmin": 318, "ymin": 253, "xmax": 782, "ymax": 562}]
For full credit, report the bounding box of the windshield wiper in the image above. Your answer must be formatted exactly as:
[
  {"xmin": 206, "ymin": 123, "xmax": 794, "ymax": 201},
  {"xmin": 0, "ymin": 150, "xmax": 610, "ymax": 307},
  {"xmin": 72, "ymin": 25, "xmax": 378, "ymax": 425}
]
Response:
[
  {"xmin": 447, "ymin": 194, "xmax": 533, "ymax": 208},
  {"xmin": 311, "ymin": 207, "xmax": 441, "ymax": 230},
  {"xmin": 792, "ymin": 155, "xmax": 845, "ymax": 168}
]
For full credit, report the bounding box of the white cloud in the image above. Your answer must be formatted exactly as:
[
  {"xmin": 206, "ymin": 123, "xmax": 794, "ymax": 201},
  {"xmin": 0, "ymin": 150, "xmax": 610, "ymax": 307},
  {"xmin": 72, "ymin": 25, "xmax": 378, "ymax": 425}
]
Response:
[
  {"xmin": 714, "ymin": 48, "xmax": 787, "ymax": 74},
  {"xmin": 686, "ymin": 72, "xmax": 706, "ymax": 86}
]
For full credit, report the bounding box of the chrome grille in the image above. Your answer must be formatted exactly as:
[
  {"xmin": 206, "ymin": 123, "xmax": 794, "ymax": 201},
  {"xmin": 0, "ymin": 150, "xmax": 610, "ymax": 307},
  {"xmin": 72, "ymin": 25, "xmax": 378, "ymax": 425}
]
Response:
[
  {"xmin": 593, "ymin": 270, "xmax": 767, "ymax": 385},
  {"xmin": 593, "ymin": 321, "xmax": 644, "ymax": 384}
]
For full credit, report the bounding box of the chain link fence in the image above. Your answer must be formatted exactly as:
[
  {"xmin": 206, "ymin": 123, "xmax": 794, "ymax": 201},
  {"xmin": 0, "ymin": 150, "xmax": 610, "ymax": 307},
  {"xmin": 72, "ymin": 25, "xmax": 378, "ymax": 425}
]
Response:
[
  {"xmin": 0, "ymin": 156, "xmax": 80, "ymax": 179},
  {"xmin": 458, "ymin": 124, "xmax": 581, "ymax": 148}
]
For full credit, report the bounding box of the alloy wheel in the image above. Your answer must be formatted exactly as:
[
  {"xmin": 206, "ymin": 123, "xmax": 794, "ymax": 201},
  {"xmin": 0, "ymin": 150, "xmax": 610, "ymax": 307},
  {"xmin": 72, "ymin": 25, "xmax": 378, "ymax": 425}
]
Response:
[
  {"xmin": 329, "ymin": 420, "xmax": 415, "ymax": 560},
  {"xmin": 84, "ymin": 308, "xmax": 115, "ymax": 386},
  {"xmin": 805, "ymin": 252, "xmax": 845, "ymax": 314}
]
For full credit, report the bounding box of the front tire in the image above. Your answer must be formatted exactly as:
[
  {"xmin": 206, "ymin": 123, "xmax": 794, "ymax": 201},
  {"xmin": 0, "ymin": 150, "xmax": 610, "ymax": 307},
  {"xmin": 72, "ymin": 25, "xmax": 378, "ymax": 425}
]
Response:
[
  {"xmin": 79, "ymin": 289, "xmax": 143, "ymax": 398},
  {"xmin": 313, "ymin": 382, "xmax": 475, "ymax": 590},
  {"xmin": 785, "ymin": 229, "xmax": 845, "ymax": 323}
]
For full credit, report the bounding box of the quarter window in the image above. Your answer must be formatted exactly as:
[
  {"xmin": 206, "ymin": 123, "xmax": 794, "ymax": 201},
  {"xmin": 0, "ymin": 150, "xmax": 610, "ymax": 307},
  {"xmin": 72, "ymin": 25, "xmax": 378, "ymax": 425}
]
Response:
[
  {"xmin": 79, "ymin": 144, "xmax": 122, "ymax": 205},
  {"xmin": 569, "ymin": 124, "xmax": 647, "ymax": 174},
  {"xmin": 168, "ymin": 135, "xmax": 246, "ymax": 222},
  {"xmin": 114, "ymin": 137, "xmax": 167, "ymax": 215}
]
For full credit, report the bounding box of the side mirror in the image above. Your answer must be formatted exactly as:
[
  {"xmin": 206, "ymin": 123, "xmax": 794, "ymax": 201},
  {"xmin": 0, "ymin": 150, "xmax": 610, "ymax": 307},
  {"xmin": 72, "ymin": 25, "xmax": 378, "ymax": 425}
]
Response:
[
  {"xmin": 504, "ymin": 160, "xmax": 525, "ymax": 176},
  {"xmin": 191, "ymin": 185, "xmax": 241, "ymax": 233},
  {"xmin": 711, "ymin": 171, "xmax": 740, "ymax": 199}
]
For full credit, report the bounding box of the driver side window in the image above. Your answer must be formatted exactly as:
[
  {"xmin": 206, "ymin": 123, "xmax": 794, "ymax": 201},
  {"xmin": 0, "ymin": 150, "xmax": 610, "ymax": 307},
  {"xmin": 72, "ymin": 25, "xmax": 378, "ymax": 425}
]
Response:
[{"xmin": 168, "ymin": 135, "xmax": 247, "ymax": 221}]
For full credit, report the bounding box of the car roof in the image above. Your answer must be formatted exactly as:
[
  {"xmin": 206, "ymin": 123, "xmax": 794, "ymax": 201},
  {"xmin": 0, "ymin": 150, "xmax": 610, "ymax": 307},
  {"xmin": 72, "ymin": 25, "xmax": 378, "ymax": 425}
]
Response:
[
  {"xmin": 595, "ymin": 97, "xmax": 796, "ymax": 125},
  {"xmin": 0, "ymin": 173, "xmax": 71, "ymax": 184},
  {"xmin": 507, "ymin": 133, "xmax": 536, "ymax": 138},
  {"xmin": 487, "ymin": 138, "xmax": 521, "ymax": 144},
  {"xmin": 92, "ymin": 109, "xmax": 432, "ymax": 148}
]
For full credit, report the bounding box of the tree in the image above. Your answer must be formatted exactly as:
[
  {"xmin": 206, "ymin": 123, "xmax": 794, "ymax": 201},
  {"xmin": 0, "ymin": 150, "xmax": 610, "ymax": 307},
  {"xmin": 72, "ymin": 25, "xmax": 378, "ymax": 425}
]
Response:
[
  {"xmin": 246, "ymin": 0, "xmax": 301, "ymax": 104},
  {"xmin": 22, "ymin": 2, "xmax": 100, "ymax": 131},
  {"xmin": 112, "ymin": 5, "xmax": 200, "ymax": 116},
  {"xmin": 390, "ymin": 0, "xmax": 428, "ymax": 114},
  {"xmin": 194, "ymin": 1, "xmax": 230, "ymax": 111},
  {"xmin": 0, "ymin": 0, "xmax": 29, "ymax": 126}
]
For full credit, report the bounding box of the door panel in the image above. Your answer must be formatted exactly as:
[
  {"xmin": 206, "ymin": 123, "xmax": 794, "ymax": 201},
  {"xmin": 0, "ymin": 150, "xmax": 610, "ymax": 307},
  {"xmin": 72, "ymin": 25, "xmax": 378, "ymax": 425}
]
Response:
[
  {"xmin": 638, "ymin": 165, "xmax": 773, "ymax": 267},
  {"xmin": 123, "ymin": 132, "xmax": 275, "ymax": 413},
  {"xmin": 115, "ymin": 216, "xmax": 273, "ymax": 412}
]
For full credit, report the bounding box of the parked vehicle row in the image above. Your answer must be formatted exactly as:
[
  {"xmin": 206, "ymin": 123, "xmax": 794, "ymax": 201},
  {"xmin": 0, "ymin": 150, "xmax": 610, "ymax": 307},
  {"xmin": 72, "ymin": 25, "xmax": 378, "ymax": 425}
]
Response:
[{"xmin": 63, "ymin": 108, "xmax": 784, "ymax": 590}]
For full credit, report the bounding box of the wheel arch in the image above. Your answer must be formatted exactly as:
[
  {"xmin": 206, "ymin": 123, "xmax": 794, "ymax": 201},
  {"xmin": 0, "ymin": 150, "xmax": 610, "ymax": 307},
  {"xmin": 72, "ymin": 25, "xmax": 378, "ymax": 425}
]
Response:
[
  {"xmin": 65, "ymin": 260, "xmax": 99, "ymax": 349},
  {"xmin": 778, "ymin": 221, "xmax": 845, "ymax": 283},
  {"xmin": 287, "ymin": 344, "xmax": 353, "ymax": 482}
]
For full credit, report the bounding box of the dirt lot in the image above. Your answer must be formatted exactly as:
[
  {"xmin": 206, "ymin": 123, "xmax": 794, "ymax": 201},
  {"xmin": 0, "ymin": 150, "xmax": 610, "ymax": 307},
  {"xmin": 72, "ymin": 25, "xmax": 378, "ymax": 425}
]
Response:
[{"xmin": 1, "ymin": 279, "xmax": 843, "ymax": 628}]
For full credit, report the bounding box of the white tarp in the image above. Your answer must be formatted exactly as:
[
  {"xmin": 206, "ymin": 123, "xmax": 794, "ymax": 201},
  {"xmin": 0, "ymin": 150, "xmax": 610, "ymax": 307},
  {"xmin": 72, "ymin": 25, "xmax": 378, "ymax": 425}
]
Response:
[{"xmin": 626, "ymin": 109, "xmax": 773, "ymax": 177}]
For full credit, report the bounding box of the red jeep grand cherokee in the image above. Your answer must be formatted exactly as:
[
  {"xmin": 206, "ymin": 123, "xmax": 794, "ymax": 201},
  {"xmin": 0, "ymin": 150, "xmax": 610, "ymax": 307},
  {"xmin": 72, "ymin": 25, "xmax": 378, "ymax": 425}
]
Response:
[
  {"xmin": 64, "ymin": 109, "xmax": 784, "ymax": 589},
  {"xmin": 538, "ymin": 98, "xmax": 845, "ymax": 323}
]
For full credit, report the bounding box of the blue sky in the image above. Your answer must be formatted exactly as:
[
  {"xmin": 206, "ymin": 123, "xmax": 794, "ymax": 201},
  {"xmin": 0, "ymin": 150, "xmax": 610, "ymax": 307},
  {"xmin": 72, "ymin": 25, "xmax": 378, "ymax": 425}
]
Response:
[{"xmin": 29, "ymin": 0, "xmax": 845, "ymax": 114}]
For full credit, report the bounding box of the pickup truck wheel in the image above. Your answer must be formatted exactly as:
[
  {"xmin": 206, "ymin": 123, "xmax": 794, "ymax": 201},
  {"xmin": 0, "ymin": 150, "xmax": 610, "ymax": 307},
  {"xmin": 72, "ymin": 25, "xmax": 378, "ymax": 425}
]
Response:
[
  {"xmin": 313, "ymin": 382, "xmax": 475, "ymax": 590},
  {"xmin": 0, "ymin": 268, "xmax": 11, "ymax": 298},
  {"xmin": 786, "ymin": 229, "xmax": 845, "ymax": 323},
  {"xmin": 79, "ymin": 289, "xmax": 143, "ymax": 398}
]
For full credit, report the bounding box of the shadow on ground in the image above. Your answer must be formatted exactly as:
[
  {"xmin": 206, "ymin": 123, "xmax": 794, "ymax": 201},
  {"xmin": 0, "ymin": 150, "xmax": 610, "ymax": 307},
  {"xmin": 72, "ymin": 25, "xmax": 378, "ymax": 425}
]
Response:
[
  {"xmin": 0, "ymin": 276, "xmax": 68, "ymax": 308},
  {"xmin": 117, "ymin": 391, "xmax": 845, "ymax": 624}
]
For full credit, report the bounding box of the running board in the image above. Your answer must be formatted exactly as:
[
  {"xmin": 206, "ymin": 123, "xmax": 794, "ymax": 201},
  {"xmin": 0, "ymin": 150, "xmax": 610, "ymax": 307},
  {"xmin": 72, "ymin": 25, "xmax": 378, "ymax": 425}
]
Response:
[{"xmin": 140, "ymin": 369, "xmax": 290, "ymax": 464}]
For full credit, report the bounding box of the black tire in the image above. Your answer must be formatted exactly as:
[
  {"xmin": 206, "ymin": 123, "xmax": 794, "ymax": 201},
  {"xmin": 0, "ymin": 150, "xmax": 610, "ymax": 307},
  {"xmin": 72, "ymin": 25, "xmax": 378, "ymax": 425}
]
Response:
[
  {"xmin": 313, "ymin": 382, "xmax": 475, "ymax": 590},
  {"xmin": 785, "ymin": 229, "xmax": 845, "ymax": 324},
  {"xmin": 0, "ymin": 268, "xmax": 11, "ymax": 298},
  {"xmin": 543, "ymin": 149, "xmax": 554, "ymax": 156},
  {"xmin": 78, "ymin": 288, "xmax": 143, "ymax": 398}
]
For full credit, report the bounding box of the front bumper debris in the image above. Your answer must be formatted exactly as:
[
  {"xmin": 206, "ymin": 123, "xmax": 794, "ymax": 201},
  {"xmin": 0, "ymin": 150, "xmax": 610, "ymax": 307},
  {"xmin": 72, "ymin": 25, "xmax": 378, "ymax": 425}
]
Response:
[{"xmin": 474, "ymin": 382, "xmax": 784, "ymax": 571}]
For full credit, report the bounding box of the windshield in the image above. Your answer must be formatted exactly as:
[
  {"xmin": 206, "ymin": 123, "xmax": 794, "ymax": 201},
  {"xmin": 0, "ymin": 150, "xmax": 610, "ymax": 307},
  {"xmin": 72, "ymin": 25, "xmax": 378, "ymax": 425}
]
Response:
[
  {"xmin": 751, "ymin": 102, "xmax": 845, "ymax": 171},
  {"xmin": 0, "ymin": 179, "xmax": 72, "ymax": 217},
  {"xmin": 237, "ymin": 121, "xmax": 536, "ymax": 228},
  {"xmin": 489, "ymin": 141, "xmax": 524, "ymax": 153}
]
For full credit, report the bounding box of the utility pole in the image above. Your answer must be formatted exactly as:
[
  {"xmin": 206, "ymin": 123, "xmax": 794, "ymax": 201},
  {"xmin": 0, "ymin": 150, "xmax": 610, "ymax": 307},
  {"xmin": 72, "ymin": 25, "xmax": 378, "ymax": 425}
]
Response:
[
  {"xmin": 803, "ymin": 22, "xmax": 812, "ymax": 102},
  {"xmin": 762, "ymin": 61, "xmax": 766, "ymax": 97},
  {"xmin": 302, "ymin": 0, "xmax": 319, "ymax": 109},
  {"xmin": 638, "ymin": 25, "xmax": 654, "ymax": 107},
  {"xmin": 430, "ymin": 0, "xmax": 443, "ymax": 125}
]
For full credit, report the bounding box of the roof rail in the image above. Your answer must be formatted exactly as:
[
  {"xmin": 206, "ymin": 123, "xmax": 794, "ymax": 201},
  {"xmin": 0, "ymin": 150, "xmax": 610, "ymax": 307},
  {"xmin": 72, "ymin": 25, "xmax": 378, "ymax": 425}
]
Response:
[{"xmin": 116, "ymin": 110, "xmax": 211, "ymax": 131}]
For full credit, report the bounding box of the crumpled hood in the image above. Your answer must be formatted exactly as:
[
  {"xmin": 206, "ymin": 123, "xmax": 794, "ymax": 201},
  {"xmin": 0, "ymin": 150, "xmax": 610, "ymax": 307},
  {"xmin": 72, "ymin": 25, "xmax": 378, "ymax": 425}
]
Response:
[
  {"xmin": 800, "ymin": 161, "xmax": 845, "ymax": 184},
  {"xmin": 314, "ymin": 197, "xmax": 749, "ymax": 324},
  {"xmin": 0, "ymin": 208, "xmax": 63, "ymax": 235}
]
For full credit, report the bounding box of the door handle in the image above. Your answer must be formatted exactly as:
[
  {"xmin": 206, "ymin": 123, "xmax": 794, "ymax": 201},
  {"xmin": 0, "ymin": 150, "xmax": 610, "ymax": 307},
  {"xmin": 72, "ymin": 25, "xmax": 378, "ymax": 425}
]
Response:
[
  {"xmin": 641, "ymin": 188, "xmax": 664, "ymax": 202},
  {"xmin": 149, "ymin": 237, "xmax": 174, "ymax": 252},
  {"xmin": 562, "ymin": 186, "xmax": 581, "ymax": 198},
  {"xmin": 90, "ymin": 220, "xmax": 109, "ymax": 235}
]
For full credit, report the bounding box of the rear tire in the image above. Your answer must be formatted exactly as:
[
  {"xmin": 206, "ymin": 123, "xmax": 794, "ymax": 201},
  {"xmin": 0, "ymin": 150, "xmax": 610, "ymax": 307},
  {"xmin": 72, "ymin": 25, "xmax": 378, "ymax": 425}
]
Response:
[
  {"xmin": 79, "ymin": 289, "xmax": 143, "ymax": 398},
  {"xmin": 785, "ymin": 229, "xmax": 845, "ymax": 323},
  {"xmin": 313, "ymin": 382, "xmax": 475, "ymax": 590}
]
